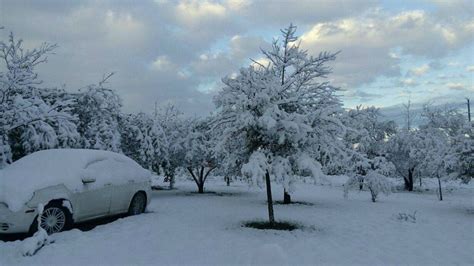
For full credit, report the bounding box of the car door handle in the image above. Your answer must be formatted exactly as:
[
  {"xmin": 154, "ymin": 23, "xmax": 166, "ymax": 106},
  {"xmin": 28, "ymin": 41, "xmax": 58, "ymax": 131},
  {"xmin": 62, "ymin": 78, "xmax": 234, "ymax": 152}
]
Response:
[
  {"xmin": 128, "ymin": 180, "xmax": 135, "ymax": 183},
  {"xmin": 104, "ymin": 183, "xmax": 112, "ymax": 186}
]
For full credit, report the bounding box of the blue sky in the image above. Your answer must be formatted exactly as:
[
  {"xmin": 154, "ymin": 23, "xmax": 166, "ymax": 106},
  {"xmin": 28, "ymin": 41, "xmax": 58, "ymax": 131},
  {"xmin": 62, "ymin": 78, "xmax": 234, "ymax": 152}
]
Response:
[{"xmin": 0, "ymin": 0, "xmax": 472, "ymax": 115}]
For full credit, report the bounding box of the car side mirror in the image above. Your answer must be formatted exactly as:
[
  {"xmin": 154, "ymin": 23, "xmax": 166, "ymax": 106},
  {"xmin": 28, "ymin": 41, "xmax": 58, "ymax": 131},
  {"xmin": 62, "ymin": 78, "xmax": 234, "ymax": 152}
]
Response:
[{"xmin": 82, "ymin": 176, "xmax": 96, "ymax": 184}]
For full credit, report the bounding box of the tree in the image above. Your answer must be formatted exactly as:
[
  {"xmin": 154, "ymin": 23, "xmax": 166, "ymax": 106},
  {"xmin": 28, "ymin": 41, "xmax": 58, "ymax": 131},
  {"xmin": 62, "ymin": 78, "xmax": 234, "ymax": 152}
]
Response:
[
  {"xmin": 415, "ymin": 127, "xmax": 451, "ymax": 200},
  {"xmin": 449, "ymin": 122, "xmax": 473, "ymax": 182},
  {"xmin": 120, "ymin": 112, "xmax": 168, "ymax": 172},
  {"xmin": 386, "ymin": 129, "xmax": 423, "ymax": 191},
  {"xmin": 183, "ymin": 118, "xmax": 217, "ymax": 193},
  {"xmin": 214, "ymin": 24, "xmax": 338, "ymax": 223},
  {"xmin": 154, "ymin": 104, "xmax": 187, "ymax": 189},
  {"xmin": 421, "ymin": 105, "xmax": 473, "ymax": 183},
  {"xmin": 0, "ymin": 32, "xmax": 78, "ymax": 167},
  {"xmin": 342, "ymin": 105, "xmax": 397, "ymax": 194},
  {"xmin": 344, "ymin": 155, "xmax": 394, "ymax": 202},
  {"xmin": 73, "ymin": 74, "xmax": 122, "ymax": 152},
  {"xmin": 343, "ymin": 106, "xmax": 396, "ymax": 159}
]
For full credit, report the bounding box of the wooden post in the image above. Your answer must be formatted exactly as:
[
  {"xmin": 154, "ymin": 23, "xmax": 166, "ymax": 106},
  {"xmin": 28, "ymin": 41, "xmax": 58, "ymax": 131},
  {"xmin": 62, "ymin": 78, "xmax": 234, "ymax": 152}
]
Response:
[
  {"xmin": 265, "ymin": 170, "xmax": 275, "ymax": 224},
  {"xmin": 467, "ymin": 98, "xmax": 471, "ymax": 122},
  {"xmin": 437, "ymin": 175, "xmax": 443, "ymax": 201}
]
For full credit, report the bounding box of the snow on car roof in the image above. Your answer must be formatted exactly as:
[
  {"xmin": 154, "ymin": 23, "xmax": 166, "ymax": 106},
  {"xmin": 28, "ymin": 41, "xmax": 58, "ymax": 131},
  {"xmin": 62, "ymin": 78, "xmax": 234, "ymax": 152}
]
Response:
[{"xmin": 0, "ymin": 149, "xmax": 151, "ymax": 211}]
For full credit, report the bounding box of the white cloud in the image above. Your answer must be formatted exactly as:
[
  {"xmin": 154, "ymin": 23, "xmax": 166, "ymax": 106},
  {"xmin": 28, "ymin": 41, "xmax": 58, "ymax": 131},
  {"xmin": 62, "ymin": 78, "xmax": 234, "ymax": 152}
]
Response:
[
  {"xmin": 152, "ymin": 56, "xmax": 173, "ymax": 71},
  {"xmin": 244, "ymin": 0, "xmax": 377, "ymax": 25},
  {"xmin": 299, "ymin": 9, "xmax": 474, "ymax": 88},
  {"xmin": 104, "ymin": 10, "xmax": 147, "ymax": 47},
  {"xmin": 175, "ymin": 0, "xmax": 227, "ymax": 26},
  {"xmin": 446, "ymin": 82, "xmax": 466, "ymax": 90},
  {"xmin": 400, "ymin": 78, "xmax": 419, "ymax": 87},
  {"xmin": 409, "ymin": 64, "xmax": 430, "ymax": 76},
  {"xmin": 225, "ymin": 0, "xmax": 250, "ymax": 11},
  {"xmin": 466, "ymin": 65, "xmax": 474, "ymax": 72}
]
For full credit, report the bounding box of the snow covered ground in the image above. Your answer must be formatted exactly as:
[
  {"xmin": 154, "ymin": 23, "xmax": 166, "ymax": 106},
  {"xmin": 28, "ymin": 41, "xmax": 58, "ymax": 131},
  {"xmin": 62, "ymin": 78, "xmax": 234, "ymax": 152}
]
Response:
[{"xmin": 1, "ymin": 178, "xmax": 473, "ymax": 265}]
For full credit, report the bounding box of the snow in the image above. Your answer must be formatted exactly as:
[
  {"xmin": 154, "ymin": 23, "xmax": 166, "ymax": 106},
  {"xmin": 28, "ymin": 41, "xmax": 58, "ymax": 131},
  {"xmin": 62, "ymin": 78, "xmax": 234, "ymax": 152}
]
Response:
[
  {"xmin": 62, "ymin": 200, "xmax": 73, "ymax": 214},
  {"xmin": 20, "ymin": 204, "xmax": 53, "ymax": 257},
  {"xmin": 1, "ymin": 179, "xmax": 473, "ymax": 265},
  {"xmin": 20, "ymin": 228, "xmax": 50, "ymax": 257},
  {"xmin": 0, "ymin": 149, "xmax": 151, "ymax": 211}
]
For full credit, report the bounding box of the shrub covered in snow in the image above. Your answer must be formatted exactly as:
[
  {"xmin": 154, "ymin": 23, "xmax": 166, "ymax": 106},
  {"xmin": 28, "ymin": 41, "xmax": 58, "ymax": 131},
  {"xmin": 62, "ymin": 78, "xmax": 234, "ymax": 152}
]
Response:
[{"xmin": 344, "ymin": 170, "xmax": 392, "ymax": 202}]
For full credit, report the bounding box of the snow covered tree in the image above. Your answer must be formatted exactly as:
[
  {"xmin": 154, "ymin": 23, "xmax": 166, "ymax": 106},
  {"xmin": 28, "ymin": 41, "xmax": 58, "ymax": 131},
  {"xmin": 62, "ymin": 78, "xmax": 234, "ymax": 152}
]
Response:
[
  {"xmin": 386, "ymin": 129, "xmax": 424, "ymax": 191},
  {"xmin": 343, "ymin": 106, "xmax": 396, "ymax": 159},
  {"xmin": 154, "ymin": 104, "xmax": 187, "ymax": 189},
  {"xmin": 214, "ymin": 131, "xmax": 247, "ymax": 186},
  {"xmin": 344, "ymin": 154, "xmax": 394, "ymax": 202},
  {"xmin": 73, "ymin": 74, "xmax": 122, "ymax": 152},
  {"xmin": 449, "ymin": 123, "xmax": 473, "ymax": 182},
  {"xmin": 341, "ymin": 105, "xmax": 397, "ymax": 199},
  {"xmin": 421, "ymin": 105, "xmax": 473, "ymax": 182},
  {"xmin": 214, "ymin": 24, "xmax": 339, "ymax": 223},
  {"xmin": 183, "ymin": 118, "xmax": 217, "ymax": 193},
  {"xmin": 414, "ymin": 127, "xmax": 451, "ymax": 200},
  {"xmin": 0, "ymin": 32, "xmax": 78, "ymax": 167},
  {"xmin": 120, "ymin": 112, "xmax": 168, "ymax": 173}
]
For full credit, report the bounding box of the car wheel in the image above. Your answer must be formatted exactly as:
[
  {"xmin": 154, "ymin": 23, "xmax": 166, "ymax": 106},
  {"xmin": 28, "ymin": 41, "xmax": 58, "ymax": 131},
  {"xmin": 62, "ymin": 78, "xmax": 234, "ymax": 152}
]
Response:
[
  {"xmin": 30, "ymin": 203, "xmax": 72, "ymax": 235},
  {"xmin": 128, "ymin": 192, "xmax": 146, "ymax": 216}
]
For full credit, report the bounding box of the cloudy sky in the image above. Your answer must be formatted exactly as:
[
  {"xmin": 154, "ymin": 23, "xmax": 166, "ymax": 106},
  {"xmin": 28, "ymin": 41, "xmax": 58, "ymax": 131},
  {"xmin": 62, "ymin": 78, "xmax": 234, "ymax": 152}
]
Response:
[{"xmin": 1, "ymin": 0, "xmax": 473, "ymax": 115}]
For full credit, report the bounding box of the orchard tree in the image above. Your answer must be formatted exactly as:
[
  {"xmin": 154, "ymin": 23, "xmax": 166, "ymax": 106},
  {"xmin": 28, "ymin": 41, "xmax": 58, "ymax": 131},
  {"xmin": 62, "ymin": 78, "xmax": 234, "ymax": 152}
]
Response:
[
  {"xmin": 343, "ymin": 106, "xmax": 396, "ymax": 159},
  {"xmin": 74, "ymin": 74, "xmax": 122, "ymax": 152},
  {"xmin": 415, "ymin": 127, "xmax": 451, "ymax": 200},
  {"xmin": 0, "ymin": 32, "xmax": 78, "ymax": 167},
  {"xmin": 120, "ymin": 112, "xmax": 168, "ymax": 172},
  {"xmin": 449, "ymin": 122, "xmax": 473, "ymax": 182},
  {"xmin": 214, "ymin": 24, "xmax": 338, "ymax": 223},
  {"xmin": 386, "ymin": 129, "xmax": 424, "ymax": 191},
  {"xmin": 155, "ymin": 104, "xmax": 187, "ymax": 189},
  {"xmin": 214, "ymin": 131, "xmax": 247, "ymax": 186},
  {"xmin": 421, "ymin": 105, "xmax": 473, "ymax": 182},
  {"xmin": 183, "ymin": 118, "xmax": 217, "ymax": 193},
  {"xmin": 342, "ymin": 105, "xmax": 397, "ymax": 200},
  {"xmin": 344, "ymin": 154, "xmax": 394, "ymax": 202}
]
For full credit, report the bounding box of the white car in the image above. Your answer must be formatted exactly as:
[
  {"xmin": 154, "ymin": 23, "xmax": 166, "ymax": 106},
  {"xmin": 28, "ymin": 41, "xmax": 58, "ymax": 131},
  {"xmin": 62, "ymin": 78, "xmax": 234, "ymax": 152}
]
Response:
[{"xmin": 0, "ymin": 149, "xmax": 152, "ymax": 235}]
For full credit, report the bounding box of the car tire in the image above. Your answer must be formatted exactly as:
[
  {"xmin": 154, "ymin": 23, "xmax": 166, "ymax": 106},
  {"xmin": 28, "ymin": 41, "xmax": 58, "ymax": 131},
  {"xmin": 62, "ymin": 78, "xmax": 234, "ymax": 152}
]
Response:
[
  {"xmin": 29, "ymin": 202, "xmax": 72, "ymax": 235},
  {"xmin": 128, "ymin": 192, "xmax": 146, "ymax": 216}
]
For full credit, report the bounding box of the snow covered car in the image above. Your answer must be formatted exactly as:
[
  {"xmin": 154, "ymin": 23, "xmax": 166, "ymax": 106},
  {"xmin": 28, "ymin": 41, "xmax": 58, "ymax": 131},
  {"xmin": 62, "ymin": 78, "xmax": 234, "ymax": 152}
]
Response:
[{"xmin": 0, "ymin": 149, "xmax": 152, "ymax": 234}]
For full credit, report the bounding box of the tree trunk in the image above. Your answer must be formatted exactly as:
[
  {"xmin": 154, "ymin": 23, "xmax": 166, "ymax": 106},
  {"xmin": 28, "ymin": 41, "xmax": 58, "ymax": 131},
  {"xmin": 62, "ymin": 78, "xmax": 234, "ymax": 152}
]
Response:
[
  {"xmin": 404, "ymin": 169, "xmax": 414, "ymax": 191},
  {"xmin": 187, "ymin": 167, "xmax": 205, "ymax": 193},
  {"xmin": 437, "ymin": 175, "xmax": 443, "ymax": 201},
  {"xmin": 225, "ymin": 176, "xmax": 230, "ymax": 186},
  {"xmin": 168, "ymin": 174, "xmax": 175, "ymax": 190},
  {"xmin": 198, "ymin": 168, "xmax": 204, "ymax": 193},
  {"xmin": 283, "ymin": 189, "xmax": 291, "ymax": 204},
  {"xmin": 370, "ymin": 188, "xmax": 377, "ymax": 202},
  {"xmin": 265, "ymin": 170, "xmax": 275, "ymax": 224}
]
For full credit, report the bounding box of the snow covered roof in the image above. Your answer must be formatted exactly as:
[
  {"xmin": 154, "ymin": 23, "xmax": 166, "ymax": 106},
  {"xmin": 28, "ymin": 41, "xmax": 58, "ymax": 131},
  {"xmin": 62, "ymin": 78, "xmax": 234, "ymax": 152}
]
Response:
[{"xmin": 0, "ymin": 149, "xmax": 151, "ymax": 211}]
